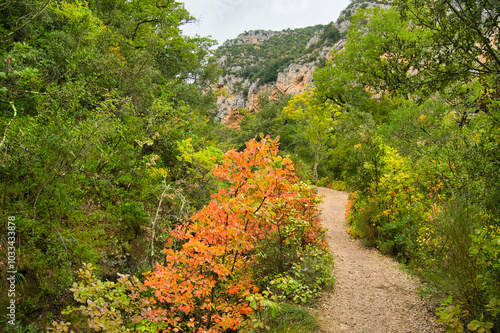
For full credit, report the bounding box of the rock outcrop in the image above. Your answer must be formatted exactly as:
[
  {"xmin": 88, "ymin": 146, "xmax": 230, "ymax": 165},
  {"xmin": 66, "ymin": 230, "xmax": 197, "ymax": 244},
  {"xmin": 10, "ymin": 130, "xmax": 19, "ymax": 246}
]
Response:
[
  {"xmin": 222, "ymin": 30, "xmax": 280, "ymax": 47},
  {"xmin": 214, "ymin": 1, "xmax": 390, "ymax": 128}
]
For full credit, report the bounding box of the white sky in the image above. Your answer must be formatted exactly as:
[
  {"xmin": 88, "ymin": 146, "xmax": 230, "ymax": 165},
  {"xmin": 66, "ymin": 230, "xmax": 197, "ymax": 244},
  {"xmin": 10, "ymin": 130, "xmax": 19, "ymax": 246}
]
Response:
[{"xmin": 180, "ymin": 0, "xmax": 351, "ymax": 46}]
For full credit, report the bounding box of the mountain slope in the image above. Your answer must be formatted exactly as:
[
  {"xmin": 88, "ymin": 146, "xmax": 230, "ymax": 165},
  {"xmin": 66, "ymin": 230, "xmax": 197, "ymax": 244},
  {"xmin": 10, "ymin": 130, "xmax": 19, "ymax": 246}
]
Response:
[{"xmin": 214, "ymin": 0, "xmax": 390, "ymax": 127}]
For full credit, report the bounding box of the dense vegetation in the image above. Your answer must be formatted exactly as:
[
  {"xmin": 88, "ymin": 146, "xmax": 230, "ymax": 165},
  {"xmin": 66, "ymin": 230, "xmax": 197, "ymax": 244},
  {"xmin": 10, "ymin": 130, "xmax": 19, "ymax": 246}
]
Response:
[
  {"xmin": 51, "ymin": 138, "xmax": 332, "ymax": 332},
  {"xmin": 0, "ymin": 1, "xmax": 332, "ymax": 331},
  {"xmin": 2, "ymin": 0, "xmax": 499, "ymax": 332},
  {"xmin": 0, "ymin": 0, "xmax": 219, "ymax": 327}
]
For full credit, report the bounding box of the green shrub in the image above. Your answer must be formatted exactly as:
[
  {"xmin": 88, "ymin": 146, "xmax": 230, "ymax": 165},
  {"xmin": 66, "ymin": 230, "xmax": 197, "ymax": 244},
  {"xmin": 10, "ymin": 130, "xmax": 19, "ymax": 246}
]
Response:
[
  {"xmin": 255, "ymin": 243, "xmax": 334, "ymax": 304},
  {"xmin": 433, "ymin": 201, "xmax": 483, "ymax": 314},
  {"xmin": 316, "ymin": 176, "xmax": 330, "ymax": 187},
  {"xmin": 377, "ymin": 213, "xmax": 419, "ymax": 263},
  {"xmin": 350, "ymin": 195, "xmax": 380, "ymax": 247},
  {"xmin": 427, "ymin": 199, "xmax": 500, "ymax": 330},
  {"xmin": 329, "ymin": 180, "xmax": 347, "ymax": 191}
]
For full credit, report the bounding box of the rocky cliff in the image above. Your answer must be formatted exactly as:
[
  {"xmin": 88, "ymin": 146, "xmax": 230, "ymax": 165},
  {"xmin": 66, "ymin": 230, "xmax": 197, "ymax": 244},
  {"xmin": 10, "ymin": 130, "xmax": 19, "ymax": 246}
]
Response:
[
  {"xmin": 215, "ymin": 61, "xmax": 318, "ymax": 127},
  {"xmin": 214, "ymin": 0, "xmax": 390, "ymax": 128}
]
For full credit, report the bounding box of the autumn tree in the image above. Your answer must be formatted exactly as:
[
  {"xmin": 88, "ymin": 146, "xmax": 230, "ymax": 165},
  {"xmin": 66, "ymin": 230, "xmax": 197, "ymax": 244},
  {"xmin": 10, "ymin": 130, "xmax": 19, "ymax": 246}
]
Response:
[
  {"xmin": 144, "ymin": 137, "xmax": 325, "ymax": 332},
  {"xmin": 51, "ymin": 137, "xmax": 331, "ymax": 332}
]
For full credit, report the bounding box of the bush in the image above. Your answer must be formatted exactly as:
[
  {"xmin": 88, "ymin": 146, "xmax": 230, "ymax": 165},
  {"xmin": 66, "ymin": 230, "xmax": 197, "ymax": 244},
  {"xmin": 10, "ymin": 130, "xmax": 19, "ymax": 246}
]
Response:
[
  {"xmin": 254, "ymin": 241, "xmax": 334, "ymax": 304},
  {"xmin": 51, "ymin": 138, "xmax": 333, "ymax": 332},
  {"xmin": 429, "ymin": 200, "xmax": 500, "ymax": 329},
  {"xmin": 316, "ymin": 176, "xmax": 330, "ymax": 187},
  {"xmin": 377, "ymin": 213, "xmax": 419, "ymax": 262}
]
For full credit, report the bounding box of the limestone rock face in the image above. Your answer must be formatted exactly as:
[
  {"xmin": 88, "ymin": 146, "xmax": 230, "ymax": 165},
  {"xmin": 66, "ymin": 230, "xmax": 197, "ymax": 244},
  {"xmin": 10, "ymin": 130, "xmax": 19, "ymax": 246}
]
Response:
[
  {"xmin": 215, "ymin": 35, "xmax": 337, "ymax": 127},
  {"xmin": 336, "ymin": 2, "xmax": 391, "ymax": 34},
  {"xmin": 214, "ymin": 1, "xmax": 390, "ymax": 128},
  {"xmin": 277, "ymin": 63, "xmax": 315, "ymax": 95},
  {"xmin": 222, "ymin": 30, "xmax": 280, "ymax": 47}
]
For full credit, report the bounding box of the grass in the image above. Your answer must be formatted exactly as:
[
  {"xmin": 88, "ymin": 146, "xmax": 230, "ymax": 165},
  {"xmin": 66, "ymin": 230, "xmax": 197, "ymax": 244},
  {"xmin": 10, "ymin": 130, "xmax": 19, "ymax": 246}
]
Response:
[{"xmin": 265, "ymin": 303, "xmax": 320, "ymax": 333}]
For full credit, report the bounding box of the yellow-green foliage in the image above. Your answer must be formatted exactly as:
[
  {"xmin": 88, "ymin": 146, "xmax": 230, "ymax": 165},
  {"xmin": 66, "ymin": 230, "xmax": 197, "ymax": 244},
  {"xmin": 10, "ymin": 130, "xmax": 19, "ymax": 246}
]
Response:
[{"xmin": 318, "ymin": 3, "xmax": 500, "ymax": 330}]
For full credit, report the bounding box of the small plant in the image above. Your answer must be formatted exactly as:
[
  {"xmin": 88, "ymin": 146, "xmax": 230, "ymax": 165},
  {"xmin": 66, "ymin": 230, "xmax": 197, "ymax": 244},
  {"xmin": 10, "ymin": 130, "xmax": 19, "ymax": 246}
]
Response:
[
  {"xmin": 4, "ymin": 323, "xmax": 42, "ymax": 333},
  {"xmin": 467, "ymin": 317, "xmax": 494, "ymax": 333},
  {"xmin": 259, "ymin": 245, "xmax": 334, "ymax": 305},
  {"xmin": 436, "ymin": 296, "xmax": 466, "ymax": 332}
]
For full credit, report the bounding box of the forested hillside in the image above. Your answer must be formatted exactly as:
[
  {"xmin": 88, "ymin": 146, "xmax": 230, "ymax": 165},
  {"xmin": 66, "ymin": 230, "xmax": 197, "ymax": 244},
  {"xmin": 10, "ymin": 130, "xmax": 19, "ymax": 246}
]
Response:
[
  {"xmin": 1, "ymin": 0, "xmax": 500, "ymax": 332},
  {"xmin": 213, "ymin": 24, "xmax": 336, "ymax": 124},
  {"xmin": 217, "ymin": 25, "xmax": 332, "ymax": 82}
]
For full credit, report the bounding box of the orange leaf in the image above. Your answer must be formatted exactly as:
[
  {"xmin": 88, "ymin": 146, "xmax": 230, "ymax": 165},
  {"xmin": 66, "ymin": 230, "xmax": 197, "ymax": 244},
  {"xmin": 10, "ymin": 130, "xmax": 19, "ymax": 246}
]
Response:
[{"xmin": 239, "ymin": 306, "xmax": 252, "ymax": 315}]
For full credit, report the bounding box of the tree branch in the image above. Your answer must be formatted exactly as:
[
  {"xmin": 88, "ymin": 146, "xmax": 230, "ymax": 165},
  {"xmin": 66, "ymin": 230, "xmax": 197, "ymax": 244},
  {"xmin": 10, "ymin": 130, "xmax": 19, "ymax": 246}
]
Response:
[
  {"xmin": 132, "ymin": 18, "xmax": 159, "ymax": 41},
  {"xmin": 1, "ymin": 0, "xmax": 51, "ymax": 42}
]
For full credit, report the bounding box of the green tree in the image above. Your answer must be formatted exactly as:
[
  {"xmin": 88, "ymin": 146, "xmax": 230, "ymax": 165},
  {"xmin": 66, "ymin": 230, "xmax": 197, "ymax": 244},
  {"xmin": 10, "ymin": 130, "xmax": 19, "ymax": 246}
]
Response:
[
  {"xmin": 232, "ymin": 93, "xmax": 290, "ymax": 148},
  {"xmin": 314, "ymin": 6, "xmax": 436, "ymax": 105},
  {"xmin": 282, "ymin": 90, "xmax": 337, "ymax": 182},
  {"xmin": 396, "ymin": 0, "xmax": 500, "ymax": 79}
]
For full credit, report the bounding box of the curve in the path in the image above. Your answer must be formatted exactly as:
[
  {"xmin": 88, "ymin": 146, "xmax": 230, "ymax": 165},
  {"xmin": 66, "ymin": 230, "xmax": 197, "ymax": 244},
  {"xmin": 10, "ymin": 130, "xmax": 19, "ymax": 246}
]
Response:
[{"xmin": 315, "ymin": 187, "xmax": 443, "ymax": 333}]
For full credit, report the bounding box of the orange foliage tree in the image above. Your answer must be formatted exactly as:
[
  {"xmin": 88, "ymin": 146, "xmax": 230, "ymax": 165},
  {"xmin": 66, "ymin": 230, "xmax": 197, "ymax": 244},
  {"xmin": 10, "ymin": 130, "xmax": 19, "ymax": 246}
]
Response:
[
  {"xmin": 50, "ymin": 137, "xmax": 326, "ymax": 332},
  {"xmin": 144, "ymin": 137, "xmax": 324, "ymax": 332}
]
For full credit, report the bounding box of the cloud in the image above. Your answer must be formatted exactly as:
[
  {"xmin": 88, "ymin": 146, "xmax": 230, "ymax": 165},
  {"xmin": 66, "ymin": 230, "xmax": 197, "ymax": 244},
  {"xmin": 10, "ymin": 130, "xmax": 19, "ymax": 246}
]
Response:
[
  {"xmin": 210, "ymin": 0, "xmax": 248, "ymax": 19},
  {"xmin": 181, "ymin": 0, "xmax": 350, "ymax": 45},
  {"xmin": 269, "ymin": 0, "xmax": 310, "ymax": 14}
]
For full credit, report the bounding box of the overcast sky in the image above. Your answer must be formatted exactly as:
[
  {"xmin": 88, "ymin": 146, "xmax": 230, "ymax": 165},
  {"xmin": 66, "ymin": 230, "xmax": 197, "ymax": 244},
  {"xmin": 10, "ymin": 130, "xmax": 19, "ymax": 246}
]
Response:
[{"xmin": 180, "ymin": 0, "xmax": 351, "ymax": 47}]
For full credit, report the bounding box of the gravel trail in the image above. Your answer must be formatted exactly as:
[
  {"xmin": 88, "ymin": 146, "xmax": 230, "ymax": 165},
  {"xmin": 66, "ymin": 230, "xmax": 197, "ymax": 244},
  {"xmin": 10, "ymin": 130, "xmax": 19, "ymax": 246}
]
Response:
[{"xmin": 315, "ymin": 187, "xmax": 443, "ymax": 333}]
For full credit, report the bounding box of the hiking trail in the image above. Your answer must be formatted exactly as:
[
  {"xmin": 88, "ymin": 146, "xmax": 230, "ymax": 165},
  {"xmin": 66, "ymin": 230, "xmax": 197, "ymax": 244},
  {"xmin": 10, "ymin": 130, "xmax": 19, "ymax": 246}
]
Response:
[{"xmin": 315, "ymin": 187, "xmax": 443, "ymax": 333}]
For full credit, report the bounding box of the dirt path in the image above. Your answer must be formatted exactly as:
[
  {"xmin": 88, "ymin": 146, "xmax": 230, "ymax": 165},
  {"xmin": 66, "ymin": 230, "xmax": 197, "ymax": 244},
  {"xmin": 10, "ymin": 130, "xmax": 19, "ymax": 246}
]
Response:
[{"xmin": 315, "ymin": 187, "xmax": 443, "ymax": 333}]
